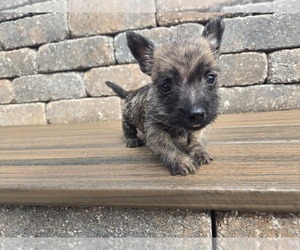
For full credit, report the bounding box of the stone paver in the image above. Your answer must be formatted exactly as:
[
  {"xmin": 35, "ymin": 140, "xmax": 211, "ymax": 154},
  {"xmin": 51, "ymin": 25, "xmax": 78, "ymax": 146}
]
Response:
[
  {"xmin": 222, "ymin": 0, "xmax": 300, "ymax": 13},
  {"xmin": 46, "ymin": 97, "xmax": 121, "ymax": 124},
  {"xmin": 219, "ymin": 84, "xmax": 300, "ymax": 113},
  {"xmin": 0, "ymin": 80, "xmax": 14, "ymax": 104},
  {"xmin": 68, "ymin": 0, "xmax": 155, "ymax": 13},
  {"xmin": 156, "ymin": 0, "xmax": 229, "ymax": 12},
  {"xmin": 11, "ymin": 0, "xmax": 68, "ymax": 12},
  {"xmin": 69, "ymin": 12, "xmax": 155, "ymax": 37},
  {"xmin": 268, "ymin": 48, "xmax": 300, "ymax": 84},
  {"xmin": 0, "ymin": 0, "xmax": 30, "ymax": 11},
  {"xmin": 0, "ymin": 103, "xmax": 46, "ymax": 126},
  {"xmin": 0, "ymin": 13, "xmax": 68, "ymax": 50},
  {"xmin": 157, "ymin": 12, "xmax": 222, "ymax": 26},
  {"xmin": 13, "ymin": 73, "xmax": 86, "ymax": 103},
  {"xmin": 84, "ymin": 64, "xmax": 151, "ymax": 97},
  {"xmin": 115, "ymin": 23, "xmax": 204, "ymax": 64},
  {"xmin": 217, "ymin": 211, "xmax": 300, "ymax": 237},
  {"xmin": 0, "ymin": 206, "xmax": 211, "ymax": 237},
  {"xmin": 38, "ymin": 36, "xmax": 115, "ymax": 73},
  {"xmin": 219, "ymin": 52, "xmax": 267, "ymax": 86},
  {"xmin": 0, "ymin": 48, "xmax": 37, "ymax": 79},
  {"xmin": 221, "ymin": 13, "xmax": 300, "ymax": 53},
  {"xmin": 0, "ymin": 12, "xmax": 29, "ymax": 22}
]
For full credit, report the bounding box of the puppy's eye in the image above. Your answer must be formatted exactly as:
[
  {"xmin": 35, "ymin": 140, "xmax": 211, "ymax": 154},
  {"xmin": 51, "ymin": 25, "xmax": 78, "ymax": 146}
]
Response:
[
  {"xmin": 160, "ymin": 79, "xmax": 172, "ymax": 93},
  {"xmin": 206, "ymin": 73, "xmax": 217, "ymax": 85}
]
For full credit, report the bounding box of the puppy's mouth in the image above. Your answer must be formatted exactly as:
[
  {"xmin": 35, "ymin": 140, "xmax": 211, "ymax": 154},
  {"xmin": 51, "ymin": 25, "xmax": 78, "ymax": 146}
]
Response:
[
  {"xmin": 191, "ymin": 124, "xmax": 203, "ymax": 129},
  {"xmin": 188, "ymin": 123, "xmax": 206, "ymax": 130}
]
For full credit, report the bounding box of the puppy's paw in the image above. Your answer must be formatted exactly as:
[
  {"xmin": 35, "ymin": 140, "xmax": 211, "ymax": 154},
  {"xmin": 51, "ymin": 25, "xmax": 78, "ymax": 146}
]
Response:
[
  {"xmin": 187, "ymin": 147, "xmax": 214, "ymax": 167},
  {"xmin": 169, "ymin": 155, "xmax": 196, "ymax": 176},
  {"xmin": 126, "ymin": 137, "xmax": 145, "ymax": 148}
]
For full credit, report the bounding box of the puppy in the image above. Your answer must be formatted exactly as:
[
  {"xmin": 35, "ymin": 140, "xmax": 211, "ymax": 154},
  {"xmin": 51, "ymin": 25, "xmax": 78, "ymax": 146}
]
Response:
[{"xmin": 106, "ymin": 17, "xmax": 225, "ymax": 175}]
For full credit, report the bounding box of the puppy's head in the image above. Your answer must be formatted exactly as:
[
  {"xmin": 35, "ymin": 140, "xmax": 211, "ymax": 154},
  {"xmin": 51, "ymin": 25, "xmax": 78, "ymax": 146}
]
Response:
[{"xmin": 127, "ymin": 17, "xmax": 225, "ymax": 130}]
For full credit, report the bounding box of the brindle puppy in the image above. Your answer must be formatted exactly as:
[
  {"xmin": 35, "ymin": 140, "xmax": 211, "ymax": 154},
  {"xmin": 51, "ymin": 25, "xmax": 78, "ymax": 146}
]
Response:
[{"xmin": 106, "ymin": 17, "xmax": 225, "ymax": 175}]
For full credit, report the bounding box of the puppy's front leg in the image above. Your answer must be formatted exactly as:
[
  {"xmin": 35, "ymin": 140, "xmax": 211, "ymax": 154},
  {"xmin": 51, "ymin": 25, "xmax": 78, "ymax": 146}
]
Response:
[
  {"xmin": 146, "ymin": 125, "xmax": 196, "ymax": 176},
  {"xmin": 187, "ymin": 129, "xmax": 213, "ymax": 167}
]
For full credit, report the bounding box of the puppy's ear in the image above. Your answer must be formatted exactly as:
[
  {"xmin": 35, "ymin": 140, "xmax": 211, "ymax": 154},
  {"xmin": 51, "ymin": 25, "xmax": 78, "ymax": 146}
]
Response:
[
  {"xmin": 202, "ymin": 17, "xmax": 225, "ymax": 57},
  {"xmin": 126, "ymin": 31, "xmax": 155, "ymax": 76}
]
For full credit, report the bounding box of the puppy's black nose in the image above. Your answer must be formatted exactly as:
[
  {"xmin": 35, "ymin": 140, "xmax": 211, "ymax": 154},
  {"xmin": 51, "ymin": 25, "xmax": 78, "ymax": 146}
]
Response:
[{"xmin": 189, "ymin": 107, "xmax": 206, "ymax": 124}]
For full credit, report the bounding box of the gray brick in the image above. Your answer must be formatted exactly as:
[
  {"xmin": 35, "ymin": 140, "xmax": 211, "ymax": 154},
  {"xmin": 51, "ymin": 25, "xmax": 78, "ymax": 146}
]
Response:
[
  {"xmin": 0, "ymin": 13, "xmax": 68, "ymax": 50},
  {"xmin": 0, "ymin": 206, "xmax": 211, "ymax": 237},
  {"xmin": 0, "ymin": 48, "xmax": 37, "ymax": 78},
  {"xmin": 115, "ymin": 23, "xmax": 204, "ymax": 64},
  {"xmin": 85, "ymin": 64, "xmax": 151, "ymax": 97},
  {"xmin": 12, "ymin": 0, "xmax": 68, "ymax": 12},
  {"xmin": 268, "ymin": 49, "xmax": 300, "ymax": 84},
  {"xmin": 156, "ymin": 0, "xmax": 227, "ymax": 12},
  {"xmin": 69, "ymin": 0, "xmax": 155, "ymax": 13},
  {"xmin": 0, "ymin": 103, "xmax": 46, "ymax": 126},
  {"xmin": 221, "ymin": 13, "xmax": 300, "ymax": 53},
  {"xmin": 69, "ymin": 13, "xmax": 155, "ymax": 37},
  {"xmin": 0, "ymin": 0, "xmax": 30, "ymax": 11},
  {"xmin": 13, "ymin": 73, "xmax": 86, "ymax": 103},
  {"xmin": 222, "ymin": 0, "xmax": 300, "ymax": 13},
  {"xmin": 219, "ymin": 84, "xmax": 300, "ymax": 113},
  {"xmin": 46, "ymin": 97, "xmax": 121, "ymax": 124},
  {"xmin": 157, "ymin": 12, "xmax": 222, "ymax": 26},
  {"xmin": 219, "ymin": 52, "xmax": 267, "ymax": 86},
  {"xmin": 217, "ymin": 211, "xmax": 300, "ymax": 237},
  {"xmin": 0, "ymin": 80, "xmax": 15, "ymax": 104},
  {"xmin": 38, "ymin": 36, "xmax": 115, "ymax": 73},
  {"xmin": 0, "ymin": 13, "xmax": 29, "ymax": 23},
  {"xmin": 31, "ymin": 0, "xmax": 50, "ymax": 3}
]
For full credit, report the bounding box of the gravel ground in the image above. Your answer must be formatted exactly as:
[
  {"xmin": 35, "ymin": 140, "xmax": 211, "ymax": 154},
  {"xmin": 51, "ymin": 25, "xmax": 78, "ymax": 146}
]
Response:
[{"xmin": 0, "ymin": 205, "xmax": 211, "ymax": 237}]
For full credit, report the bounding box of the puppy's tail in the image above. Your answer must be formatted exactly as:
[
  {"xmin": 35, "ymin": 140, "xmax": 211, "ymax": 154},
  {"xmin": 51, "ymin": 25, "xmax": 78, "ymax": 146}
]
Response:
[{"xmin": 106, "ymin": 81, "xmax": 128, "ymax": 99}]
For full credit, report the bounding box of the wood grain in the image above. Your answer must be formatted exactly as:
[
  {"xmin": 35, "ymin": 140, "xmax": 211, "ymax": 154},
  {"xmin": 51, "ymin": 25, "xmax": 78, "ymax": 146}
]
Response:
[{"xmin": 0, "ymin": 110, "xmax": 299, "ymax": 211}]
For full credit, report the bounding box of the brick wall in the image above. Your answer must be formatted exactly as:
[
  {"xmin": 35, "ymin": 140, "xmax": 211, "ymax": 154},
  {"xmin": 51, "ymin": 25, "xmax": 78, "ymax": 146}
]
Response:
[{"xmin": 0, "ymin": 0, "xmax": 299, "ymax": 126}]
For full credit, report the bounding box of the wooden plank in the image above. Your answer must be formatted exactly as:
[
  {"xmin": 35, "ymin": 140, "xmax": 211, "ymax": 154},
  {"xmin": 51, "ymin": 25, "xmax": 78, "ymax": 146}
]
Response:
[{"xmin": 0, "ymin": 110, "xmax": 299, "ymax": 211}]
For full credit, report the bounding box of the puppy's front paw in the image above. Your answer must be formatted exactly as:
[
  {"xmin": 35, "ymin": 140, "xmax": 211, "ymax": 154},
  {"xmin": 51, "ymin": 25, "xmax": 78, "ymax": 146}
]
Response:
[
  {"xmin": 187, "ymin": 147, "xmax": 214, "ymax": 167},
  {"xmin": 126, "ymin": 137, "xmax": 145, "ymax": 148},
  {"xmin": 169, "ymin": 155, "xmax": 196, "ymax": 176}
]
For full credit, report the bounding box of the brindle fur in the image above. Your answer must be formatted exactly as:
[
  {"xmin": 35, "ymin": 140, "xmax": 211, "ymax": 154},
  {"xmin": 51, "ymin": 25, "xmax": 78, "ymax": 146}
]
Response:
[{"xmin": 106, "ymin": 17, "xmax": 225, "ymax": 175}]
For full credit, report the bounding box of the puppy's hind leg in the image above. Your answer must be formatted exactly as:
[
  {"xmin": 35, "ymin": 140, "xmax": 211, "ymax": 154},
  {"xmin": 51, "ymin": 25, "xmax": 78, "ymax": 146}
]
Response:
[{"xmin": 122, "ymin": 116, "xmax": 145, "ymax": 148}]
